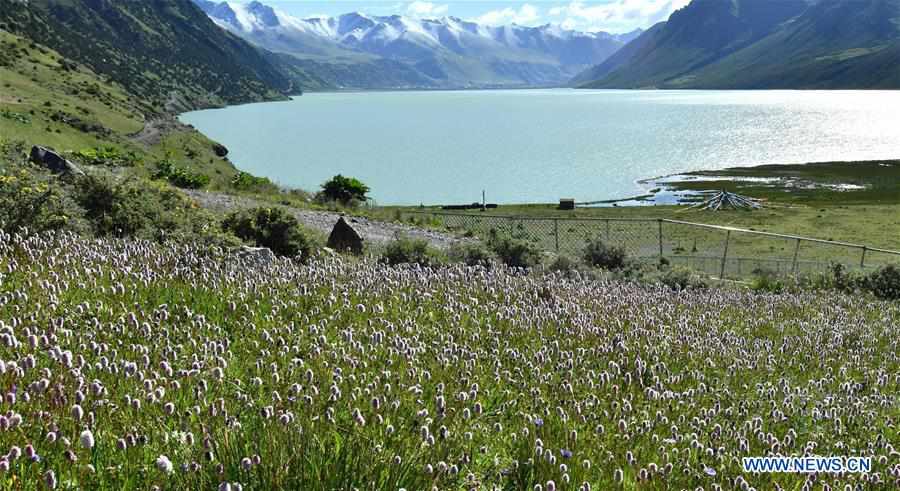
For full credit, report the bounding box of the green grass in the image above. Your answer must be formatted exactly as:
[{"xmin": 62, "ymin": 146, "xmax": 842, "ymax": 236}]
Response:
[{"xmin": 672, "ymin": 160, "xmax": 900, "ymax": 205}]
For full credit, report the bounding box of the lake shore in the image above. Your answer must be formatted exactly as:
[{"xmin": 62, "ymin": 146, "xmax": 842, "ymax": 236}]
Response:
[{"xmin": 627, "ymin": 159, "xmax": 900, "ymax": 206}]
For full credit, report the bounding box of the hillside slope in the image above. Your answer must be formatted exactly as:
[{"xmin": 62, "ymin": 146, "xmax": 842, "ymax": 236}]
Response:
[
  {"xmin": 0, "ymin": 0, "xmax": 324, "ymax": 111},
  {"xmin": 577, "ymin": 0, "xmax": 900, "ymax": 89}
]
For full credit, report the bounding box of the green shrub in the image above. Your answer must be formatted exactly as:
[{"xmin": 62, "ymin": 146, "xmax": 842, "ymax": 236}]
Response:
[
  {"xmin": 154, "ymin": 160, "xmax": 209, "ymax": 189},
  {"xmin": 231, "ymin": 171, "xmax": 275, "ymax": 192},
  {"xmin": 749, "ymin": 268, "xmax": 786, "ymax": 293},
  {"xmin": 659, "ymin": 266, "xmax": 708, "ymax": 291},
  {"xmin": 547, "ymin": 254, "xmax": 590, "ymax": 278},
  {"xmin": 0, "ymin": 169, "xmax": 71, "ymax": 233},
  {"xmin": 582, "ymin": 237, "xmax": 627, "ymax": 270},
  {"xmin": 74, "ymin": 175, "xmax": 193, "ymax": 239},
  {"xmin": 448, "ymin": 242, "xmax": 495, "ymax": 268},
  {"xmin": 381, "ymin": 235, "xmax": 443, "ymax": 267},
  {"xmin": 319, "ymin": 174, "xmax": 369, "ymax": 206},
  {"xmin": 860, "ymin": 265, "xmax": 900, "ymax": 300},
  {"xmin": 222, "ymin": 207, "xmax": 312, "ymax": 259},
  {"xmin": 72, "ymin": 146, "xmax": 139, "ymax": 167},
  {"xmin": 488, "ymin": 234, "xmax": 542, "ymax": 269}
]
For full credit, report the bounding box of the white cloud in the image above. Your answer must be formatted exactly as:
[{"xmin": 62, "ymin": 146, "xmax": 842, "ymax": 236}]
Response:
[
  {"xmin": 549, "ymin": 0, "xmax": 691, "ymax": 33},
  {"xmin": 473, "ymin": 3, "xmax": 540, "ymax": 26},
  {"xmin": 406, "ymin": 1, "xmax": 449, "ymax": 18}
]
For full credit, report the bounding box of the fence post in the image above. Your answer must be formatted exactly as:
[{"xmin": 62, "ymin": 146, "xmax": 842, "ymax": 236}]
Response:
[
  {"xmin": 554, "ymin": 219, "xmax": 559, "ymax": 252},
  {"xmin": 791, "ymin": 238, "xmax": 801, "ymax": 275},
  {"xmin": 720, "ymin": 230, "xmax": 731, "ymax": 279},
  {"xmin": 860, "ymin": 246, "xmax": 867, "ymax": 269},
  {"xmin": 658, "ymin": 219, "xmax": 664, "ymax": 258},
  {"xmin": 605, "ymin": 219, "xmax": 611, "ymax": 243}
]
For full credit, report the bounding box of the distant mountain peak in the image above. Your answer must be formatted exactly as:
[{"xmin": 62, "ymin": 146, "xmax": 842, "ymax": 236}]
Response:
[{"xmin": 193, "ymin": 0, "xmax": 639, "ymax": 89}]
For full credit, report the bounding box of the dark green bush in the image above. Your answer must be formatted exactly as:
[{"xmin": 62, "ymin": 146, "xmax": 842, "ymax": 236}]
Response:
[
  {"xmin": 749, "ymin": 268, "xmax": 786, "ymax": 293},
  {"xmin": 222, "ymin": 207, "xmax": 312, "ymax": 259},
  {"xmin": 582, "ymin": 237, "xmax": 628, "ymax": 270},
  {"xmin": 381, "ymin": 235, "xmax": 443, "ymax": 267},
  {"xmin": 860, "ymin": 265, "xmax": 900, "ymax": 300},
  {"xmin": 74, "ymin": 175, "xmax": 192, "ymax": 239},
  {"xmin": 448, "ymin": 242, "xmax": 496, "ymax": 268},
  {"xmin": 319, "ymin": 174, "xmax": 369, "ymax": 206},
  {"xmin": 547, "ymin": 254, "xmax": 596, "ymax": 280},
  {"xmin": 659, "ymin": 266, "xmax": 708, "ymax": 291},
  {"xmin": 488, "ymin": 234, "xmax": 542, "ymax": 269}
]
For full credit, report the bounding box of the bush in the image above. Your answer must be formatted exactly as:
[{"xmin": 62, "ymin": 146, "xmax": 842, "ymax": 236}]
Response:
[
  {"xmin": 488, "ymin": 234, "xmax": 542, "ymax": 269},
  {"xmin": 231, "ymin": 171, "xmax": 275, "ymax": 192},
  {"xmin": 72, "ymin": 146, "xmax": 139, "ymax": 167},
  {"xmin": 381, "ymin": 235, "xmax": 443, "ymax": 267},
  {"xmin": 0, "ymin": 169, "xmax": 71, "ymax": 233},
  {"xmin": 860, "ymin": 265, "xmax": 900, "ymax": 300},
  {"xmin": 448, "ymin": 242, "xmax": 495, "ymax": 268},
  {"xmin": 547, "ymin": 254, "xmax": 594, "ymax": 279},
  {"xmin": 74, "ymin": 175, "xmax": 193, "ymax": 239},
  {"xmin": 582, "ymin": 237, "xmax": 628, "ymax": 270},
  {"xmin": 222, "ymin": 207, "xmax": 312, "ymax": 259},
  {"xmin": 659, "ymin": 265, "xmax": 708, "ymax": 291},
  {"xmin": 749, "ymin": 268, "xmax": 786, "ymax": 293},
  {"xmin": 154, "ymin": 160, "xmax": 209, "ymax": 189},
  {"xmin": 319, "ymin": 174, "xmax": 369, "ymax": 206}
]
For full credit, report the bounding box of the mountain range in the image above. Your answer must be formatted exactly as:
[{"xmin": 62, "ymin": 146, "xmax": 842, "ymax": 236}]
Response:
[
  {"xmin": 193, "ymin": 0, "xmax": 642, "ymax": 89},
  {"xmin": 575, "ymin": 0, "xmax": 900, "ymax": 89}
]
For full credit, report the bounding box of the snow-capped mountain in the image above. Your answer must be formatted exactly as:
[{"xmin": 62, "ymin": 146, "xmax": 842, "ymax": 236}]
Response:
[{"xmin": 193, "ymin": 0, "xmax": 641, "ymax": 88}]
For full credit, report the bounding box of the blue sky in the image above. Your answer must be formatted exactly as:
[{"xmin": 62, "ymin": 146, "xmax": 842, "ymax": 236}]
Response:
[{"xmin": 233, "ymin": 0, "xmax": 691, "ymax": 33}]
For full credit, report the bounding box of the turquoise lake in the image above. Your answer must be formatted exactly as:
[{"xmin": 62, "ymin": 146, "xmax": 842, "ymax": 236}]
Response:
[{"xmin": 180, "ymin": 89, "xmax": 900, "ymax": 205}]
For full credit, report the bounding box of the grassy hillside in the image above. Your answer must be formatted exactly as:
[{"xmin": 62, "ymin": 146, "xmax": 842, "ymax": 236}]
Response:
[
  {"xmin": 0, "ymin": 24, "xmax": 322, "ymax": 214},
  {"xmin": 578, "ymin": 0, "xmax": 808, "ymax": 88},
  {"xmin": 578, "ymin": 0, "xmax": 900, "ymax": 89},
  {"xmin": 0, "ymin": 0, "xmax": 311, "ymax": 112}
]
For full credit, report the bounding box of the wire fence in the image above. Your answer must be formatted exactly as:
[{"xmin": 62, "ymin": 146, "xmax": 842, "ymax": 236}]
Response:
[{"xmin": 400, "ymin": 211, "xmax": 900, "ymax": 278}]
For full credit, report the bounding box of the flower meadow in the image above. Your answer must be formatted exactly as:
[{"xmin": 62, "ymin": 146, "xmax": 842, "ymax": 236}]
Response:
[{"xmin": 0, "ymin": 231, "xmax": 898, "ymax": 490}]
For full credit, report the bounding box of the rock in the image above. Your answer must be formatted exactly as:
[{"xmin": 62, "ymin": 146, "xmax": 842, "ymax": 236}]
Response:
[
  {"xmin": 237, "ymin": 246, "xmax": 276, "ymax": 264},
  {"xmin": 212, "ymin": 143, "xmax": 229, "ymax": 158},
  {"xmin": 327, "ymin": 217, "xmax": 364, "ymax": 255},
  {"xmin": 29, "ymin": 145, "xmax": 84, "ymax": 176}
]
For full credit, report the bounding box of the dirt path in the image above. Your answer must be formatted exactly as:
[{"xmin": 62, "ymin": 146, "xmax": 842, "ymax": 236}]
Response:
[
  {"xmin": 184, "ymin": 190, "xmax": 464, "ymax": 250},
  {"xmin": 129, "ymin": 117, "xmax": 189, "ymax": 146}
]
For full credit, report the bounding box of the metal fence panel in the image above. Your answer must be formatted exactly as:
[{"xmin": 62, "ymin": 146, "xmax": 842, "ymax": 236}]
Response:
[{"xmin": 401, "ymin": 211, "xmax": 900, "ymax": 278}]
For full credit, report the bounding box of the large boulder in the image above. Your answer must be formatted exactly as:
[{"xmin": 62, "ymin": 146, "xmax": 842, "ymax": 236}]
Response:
[
  {"xmin": 29, "ymin": 145, "xmax": 84, "ymax": 176},
  {"xmin": 212, "ymin": 143, "xmax": 229, "ymax": 158},
  {"xmin": 327, "ymin": 217, "xmax": 364, "ymax": 255}
]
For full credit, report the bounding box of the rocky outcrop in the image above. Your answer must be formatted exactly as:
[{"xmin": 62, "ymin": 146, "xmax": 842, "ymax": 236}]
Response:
[
  {"xmin": 327, "ymin": 217, "xmax": 364, "ymax": 255},
  {"xmin": 29, "ymin": 145, "xmax": 84, "ymax": 176},
  {"xmin": 212, "ymin": 143, "xmax": 229, "ymax": 157}
]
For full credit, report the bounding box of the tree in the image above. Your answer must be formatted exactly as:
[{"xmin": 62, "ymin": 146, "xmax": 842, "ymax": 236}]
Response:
[{"xmin": 320, "ymin": 174, "xmax": 369, "ymax": 205}]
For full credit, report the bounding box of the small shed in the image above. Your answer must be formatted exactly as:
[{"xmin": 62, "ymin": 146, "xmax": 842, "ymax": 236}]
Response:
[{"xmin": 558, "ymin": 198, "xmax": 576, "ymax": 210}]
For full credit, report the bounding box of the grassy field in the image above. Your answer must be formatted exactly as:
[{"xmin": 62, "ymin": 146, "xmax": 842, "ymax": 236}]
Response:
[{"xmin": 1, "ymin": 231, "xmax": 898, "ymax": 490}]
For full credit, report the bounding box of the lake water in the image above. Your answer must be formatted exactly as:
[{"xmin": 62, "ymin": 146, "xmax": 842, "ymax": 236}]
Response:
[{"xmin": 180, "ymin": 89, "xmax": 900, "ymax": 205}]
